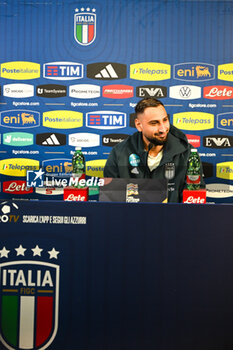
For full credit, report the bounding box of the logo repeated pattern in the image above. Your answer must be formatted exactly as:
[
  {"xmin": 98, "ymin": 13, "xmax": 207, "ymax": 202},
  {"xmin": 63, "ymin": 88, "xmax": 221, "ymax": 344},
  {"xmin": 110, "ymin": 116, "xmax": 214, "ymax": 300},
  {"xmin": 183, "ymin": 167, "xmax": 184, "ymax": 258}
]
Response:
[{"xmin": 0, "ymin": 5, "xmax": 232, "ymax": 203}]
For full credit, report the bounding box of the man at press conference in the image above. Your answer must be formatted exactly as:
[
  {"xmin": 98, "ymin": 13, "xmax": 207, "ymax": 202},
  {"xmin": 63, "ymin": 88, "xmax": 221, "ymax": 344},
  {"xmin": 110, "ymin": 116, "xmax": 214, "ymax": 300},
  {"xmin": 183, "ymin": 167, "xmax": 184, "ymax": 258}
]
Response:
[{"xmin": 103, "ymin": 98, "xmax": 204, "ymax": 203}]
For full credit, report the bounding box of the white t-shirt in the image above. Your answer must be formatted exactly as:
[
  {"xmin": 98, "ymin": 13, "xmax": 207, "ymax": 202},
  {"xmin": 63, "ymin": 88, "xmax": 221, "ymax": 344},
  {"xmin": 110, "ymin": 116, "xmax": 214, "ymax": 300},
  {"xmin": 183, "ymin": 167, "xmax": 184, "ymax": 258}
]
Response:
[{"xmin": 147, "ymin": 150, "xmax": 163, "ymax": 172}]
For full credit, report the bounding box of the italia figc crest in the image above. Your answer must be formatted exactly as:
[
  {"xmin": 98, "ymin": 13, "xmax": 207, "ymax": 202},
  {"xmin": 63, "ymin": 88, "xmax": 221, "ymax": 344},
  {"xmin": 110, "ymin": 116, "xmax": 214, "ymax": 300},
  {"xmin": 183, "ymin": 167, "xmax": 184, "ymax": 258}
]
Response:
[
  {"xmin": 74, "ymin": 7, "xmax": 96, "ymax": 46},
  {"xmin": 0, "ymin": 245, "xmax": 60, "ymax": 350}
]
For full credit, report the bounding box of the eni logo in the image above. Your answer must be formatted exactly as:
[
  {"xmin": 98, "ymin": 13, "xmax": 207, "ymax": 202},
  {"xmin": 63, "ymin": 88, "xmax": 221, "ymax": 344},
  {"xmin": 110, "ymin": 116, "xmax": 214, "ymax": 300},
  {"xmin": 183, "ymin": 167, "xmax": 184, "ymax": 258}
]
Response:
[
  {"xmin": 174, "ymin": 63, "xmax": 215, "ymax": 81},
  {"xmin": 0, "ymin": 110, "xmax": 40, "ymax": 129}
]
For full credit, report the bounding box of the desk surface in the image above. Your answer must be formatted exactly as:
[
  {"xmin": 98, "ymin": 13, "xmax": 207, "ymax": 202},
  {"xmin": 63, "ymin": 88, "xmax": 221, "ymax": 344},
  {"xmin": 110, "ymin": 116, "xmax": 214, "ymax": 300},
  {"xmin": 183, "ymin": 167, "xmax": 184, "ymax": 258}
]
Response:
[{"xmin": 0, "ymin": 200, "xmax": 232, "ymax": 350}]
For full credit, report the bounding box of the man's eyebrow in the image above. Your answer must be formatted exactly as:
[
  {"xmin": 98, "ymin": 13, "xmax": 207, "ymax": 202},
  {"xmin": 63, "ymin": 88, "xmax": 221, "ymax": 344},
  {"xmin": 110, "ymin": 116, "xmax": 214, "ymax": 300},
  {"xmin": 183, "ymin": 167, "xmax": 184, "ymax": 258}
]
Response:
[{"xmin": 148, "ymin": 115, "xmax": 168, "ymax": 122}]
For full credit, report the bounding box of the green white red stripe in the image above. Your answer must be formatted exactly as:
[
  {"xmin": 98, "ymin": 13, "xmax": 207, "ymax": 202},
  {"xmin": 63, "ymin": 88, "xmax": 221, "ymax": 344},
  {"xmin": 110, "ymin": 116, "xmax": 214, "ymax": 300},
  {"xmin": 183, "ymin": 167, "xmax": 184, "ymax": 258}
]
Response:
[{"xmin": 1, "ymin": 295, "xmax": 53, "ymax": 349}]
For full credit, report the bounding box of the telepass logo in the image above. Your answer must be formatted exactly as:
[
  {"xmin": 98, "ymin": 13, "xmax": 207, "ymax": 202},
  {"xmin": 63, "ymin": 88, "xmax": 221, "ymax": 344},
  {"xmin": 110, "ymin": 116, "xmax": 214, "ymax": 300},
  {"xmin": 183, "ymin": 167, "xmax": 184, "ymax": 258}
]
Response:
[{"xmin": 0, "ymin": 239, "xmax": 60, "ymax": 350}]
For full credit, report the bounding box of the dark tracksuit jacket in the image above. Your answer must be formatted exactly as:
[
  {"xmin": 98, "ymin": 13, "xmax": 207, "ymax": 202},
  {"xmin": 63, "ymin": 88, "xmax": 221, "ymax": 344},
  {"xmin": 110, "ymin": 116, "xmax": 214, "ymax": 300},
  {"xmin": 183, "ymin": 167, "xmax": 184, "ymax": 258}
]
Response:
[{"xmin": 104, "ymin": 125, "xmax": 204, "ymax": 202}]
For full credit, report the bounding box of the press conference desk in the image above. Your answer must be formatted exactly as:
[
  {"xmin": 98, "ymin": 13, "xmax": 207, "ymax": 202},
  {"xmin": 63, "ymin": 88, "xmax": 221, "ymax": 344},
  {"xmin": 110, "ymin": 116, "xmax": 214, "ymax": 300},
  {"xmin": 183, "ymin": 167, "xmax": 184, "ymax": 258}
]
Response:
[{"xmin": 0, "ymin": 201, "xmax": 232, "ymax": 350}]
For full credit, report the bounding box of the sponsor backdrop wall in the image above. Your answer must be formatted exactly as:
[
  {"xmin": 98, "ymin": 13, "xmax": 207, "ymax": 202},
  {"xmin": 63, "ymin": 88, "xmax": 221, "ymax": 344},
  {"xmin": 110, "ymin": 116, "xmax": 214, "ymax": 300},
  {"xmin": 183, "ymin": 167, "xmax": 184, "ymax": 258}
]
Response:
[{"xmin": 0, "ymin": 0, "xmax": 233, "ymax": 203}]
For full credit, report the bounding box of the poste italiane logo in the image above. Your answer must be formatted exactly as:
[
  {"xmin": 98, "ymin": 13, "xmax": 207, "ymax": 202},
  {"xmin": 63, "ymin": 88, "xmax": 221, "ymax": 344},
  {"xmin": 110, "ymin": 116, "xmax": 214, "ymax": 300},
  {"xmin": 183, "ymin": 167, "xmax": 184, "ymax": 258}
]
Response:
[
  {"xmin": 218, "ymin": 63, "xmax": 233, "ymax": 82},
  {"xmin": 0, "ymin": 159, "xmax": 39, "ymax": 177},
  {"xmin": 0, "ymin": 239, "xmax": 59, "ymax": 350},
  {"xmin": 43, "ymin": 111, "xmax": 83, "ymax": 129},
  {"xmin": 85, "ymin": 159, "xmax": 106, "ymax": 177},
  {"xmin": 0, "ymin": 62, "xmax": 40, "ymax": 80},
  {"xmin": 74, "ymin": 7, "xmax": 96, "ymax": 46},
  {"xmin": 173, "ymin": 112, "xmax": 214, "ymax": 131},
  {"xmin": 130, "ymin": 62, "xmax": 171, "ymax": 81},
  {"xmin": 216, "ymin": 161, "xmax": 233, "ymax": 180}
]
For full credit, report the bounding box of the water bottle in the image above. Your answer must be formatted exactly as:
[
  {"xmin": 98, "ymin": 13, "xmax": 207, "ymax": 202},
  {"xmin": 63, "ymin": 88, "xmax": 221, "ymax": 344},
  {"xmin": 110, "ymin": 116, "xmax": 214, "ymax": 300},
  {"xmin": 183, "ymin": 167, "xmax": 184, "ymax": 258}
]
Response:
[
  {"xmin": 186, "ymin": 149, "xmax": 201, "ymax": 190},
  {"xmin": 72, "ymin": 147, "xmax": 85, "ymax": 182}
]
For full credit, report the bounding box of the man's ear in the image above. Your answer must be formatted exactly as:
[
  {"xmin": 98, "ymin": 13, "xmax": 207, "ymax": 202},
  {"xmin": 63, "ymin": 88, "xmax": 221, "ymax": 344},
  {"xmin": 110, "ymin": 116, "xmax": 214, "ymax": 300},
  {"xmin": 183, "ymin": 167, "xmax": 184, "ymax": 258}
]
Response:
[{"xmin": 135, "ymin": 118, "xmax": 142, "ymax": 132}]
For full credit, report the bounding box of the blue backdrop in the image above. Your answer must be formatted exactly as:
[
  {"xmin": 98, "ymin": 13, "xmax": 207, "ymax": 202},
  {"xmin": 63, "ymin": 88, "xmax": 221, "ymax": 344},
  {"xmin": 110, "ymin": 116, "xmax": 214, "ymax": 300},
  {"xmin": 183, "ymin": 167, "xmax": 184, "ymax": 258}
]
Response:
[{"xmin": 0, "ymin": 0, "xmax": 233, "ymax": 202}]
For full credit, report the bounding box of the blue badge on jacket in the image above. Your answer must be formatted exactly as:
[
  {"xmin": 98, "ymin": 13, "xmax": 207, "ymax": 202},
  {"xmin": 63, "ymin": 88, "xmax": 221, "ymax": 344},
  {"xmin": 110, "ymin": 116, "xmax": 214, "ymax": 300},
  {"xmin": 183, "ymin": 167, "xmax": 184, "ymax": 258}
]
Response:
[{"xmin": 129, "ymin": 153, "xmax": 140, "ymax": 167}]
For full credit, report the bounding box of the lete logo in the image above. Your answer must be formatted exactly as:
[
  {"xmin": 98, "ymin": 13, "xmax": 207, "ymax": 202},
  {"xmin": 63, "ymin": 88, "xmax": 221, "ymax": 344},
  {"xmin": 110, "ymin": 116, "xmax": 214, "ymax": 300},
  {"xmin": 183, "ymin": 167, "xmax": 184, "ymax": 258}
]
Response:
[
  {"xmin": 3, "ymin": 181, "xmax": 33, "ymax": 194},
  {"xmin": 204, "ymin": 86, "xmax": 233, "ymax": 99}
]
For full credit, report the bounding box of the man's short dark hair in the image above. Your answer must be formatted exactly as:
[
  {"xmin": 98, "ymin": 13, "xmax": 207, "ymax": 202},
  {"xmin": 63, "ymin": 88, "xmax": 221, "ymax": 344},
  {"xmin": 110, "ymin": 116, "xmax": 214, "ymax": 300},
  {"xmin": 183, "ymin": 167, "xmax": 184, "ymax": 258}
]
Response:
[{"xmin": 135, "ymin": 98, "xmax": 164, "ymax": 115}]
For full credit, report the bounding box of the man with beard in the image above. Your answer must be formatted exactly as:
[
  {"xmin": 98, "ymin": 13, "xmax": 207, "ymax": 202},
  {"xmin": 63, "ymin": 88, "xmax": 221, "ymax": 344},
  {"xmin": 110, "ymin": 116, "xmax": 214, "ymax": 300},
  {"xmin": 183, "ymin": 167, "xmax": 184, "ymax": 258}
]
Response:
[{"xmin": 103, "ymin": 98, "xmax": 204, "ymax": 202}]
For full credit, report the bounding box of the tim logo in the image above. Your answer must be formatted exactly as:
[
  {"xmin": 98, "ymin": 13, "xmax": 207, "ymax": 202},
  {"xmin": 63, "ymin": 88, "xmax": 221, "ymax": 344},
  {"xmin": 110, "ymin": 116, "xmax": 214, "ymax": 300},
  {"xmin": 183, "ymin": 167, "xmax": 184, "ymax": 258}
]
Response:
[
  {"xmin": 0, "ymin": 110, "xmax": 40, "ymax": 129},
  {"xmin": 86, "ymin": 111, "xmax": 126, "ymax": 129},
  {"xmin": 43, "ymin": 62, "xmax": 83, "ymax": 80},
  {"xmin": 74, "ymin": 7, "xmax": 96, "ymax": 46},
  {"xmin": 0, "ymin": 253, "xmax": 59, "ymax": 350},
  {"xmin": 174, "ymin": 63, "xmax": 215, "ymax": 81}
]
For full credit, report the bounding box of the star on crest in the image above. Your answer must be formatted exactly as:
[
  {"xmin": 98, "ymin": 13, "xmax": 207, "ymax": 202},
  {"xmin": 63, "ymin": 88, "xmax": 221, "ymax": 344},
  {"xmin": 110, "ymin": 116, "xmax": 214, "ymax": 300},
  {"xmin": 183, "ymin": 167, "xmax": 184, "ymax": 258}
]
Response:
[
  {"xmin": 0, "ymin": 247, "xmax": 10, "ymax": 258},
  {"xmin": 15, "ymin": 245, "xmax": 27, "ymax": 256},
  {"xmin": 48, "ymin": 248, "xmax": 60, "ymax": 259},
  {"xmin": 32, "ymin": 245, "xmax": 43, "ymax": 257}
]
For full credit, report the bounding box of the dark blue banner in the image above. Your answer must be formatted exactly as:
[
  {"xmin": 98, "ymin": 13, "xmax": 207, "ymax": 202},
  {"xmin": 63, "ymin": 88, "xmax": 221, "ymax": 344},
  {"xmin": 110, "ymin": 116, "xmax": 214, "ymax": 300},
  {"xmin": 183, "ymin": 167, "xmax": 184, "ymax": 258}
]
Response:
[{"xmin": 0, "ymin": 200, "xmax": 232, "ymax": 350}]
